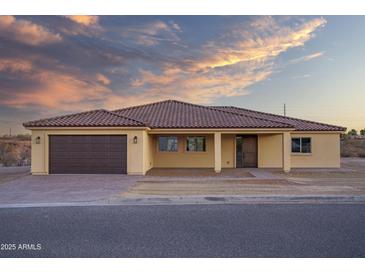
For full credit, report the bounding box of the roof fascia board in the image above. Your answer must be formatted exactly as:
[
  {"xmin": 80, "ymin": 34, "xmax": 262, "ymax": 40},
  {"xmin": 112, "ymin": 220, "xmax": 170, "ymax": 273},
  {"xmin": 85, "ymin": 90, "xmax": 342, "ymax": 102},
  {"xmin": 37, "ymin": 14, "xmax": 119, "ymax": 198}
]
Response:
[
  {"xmin": 292, "ymin": 130, "xmax": 345, "ymax": 134},
  {"xmin": 149, "ymin": 128, "xmax": 295, "ymax": 134}
]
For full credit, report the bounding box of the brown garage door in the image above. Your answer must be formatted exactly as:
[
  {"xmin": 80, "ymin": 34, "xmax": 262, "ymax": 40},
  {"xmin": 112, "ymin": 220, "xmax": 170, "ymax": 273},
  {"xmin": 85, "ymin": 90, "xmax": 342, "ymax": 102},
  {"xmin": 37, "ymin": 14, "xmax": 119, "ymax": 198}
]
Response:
[{"xmin": 49, "ymin": 135, "xmax": 127, "ymax": 174}]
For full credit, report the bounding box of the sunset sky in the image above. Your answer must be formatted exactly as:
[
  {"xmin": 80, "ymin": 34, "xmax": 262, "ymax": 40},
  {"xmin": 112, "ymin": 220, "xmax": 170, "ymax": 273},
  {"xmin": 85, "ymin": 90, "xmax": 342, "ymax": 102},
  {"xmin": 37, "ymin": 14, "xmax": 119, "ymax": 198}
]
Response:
[{"xmin": 0, "ymin": 15, "xmax": 364, "ymax": 134}]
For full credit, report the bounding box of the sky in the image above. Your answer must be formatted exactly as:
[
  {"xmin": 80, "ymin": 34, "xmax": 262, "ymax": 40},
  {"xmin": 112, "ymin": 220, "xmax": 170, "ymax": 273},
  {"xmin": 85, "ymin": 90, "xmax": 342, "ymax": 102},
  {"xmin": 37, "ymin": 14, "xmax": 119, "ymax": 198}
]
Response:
[{"xmin": 0, "ymin": 15, "xmax": 364, "ymax": 135}]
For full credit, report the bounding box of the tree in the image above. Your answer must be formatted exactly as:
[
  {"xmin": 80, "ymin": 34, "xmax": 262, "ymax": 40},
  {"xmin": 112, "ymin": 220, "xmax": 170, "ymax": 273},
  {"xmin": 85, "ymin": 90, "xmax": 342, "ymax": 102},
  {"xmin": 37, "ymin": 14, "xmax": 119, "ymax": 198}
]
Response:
[
  {"xmin": 360, "ymin": 129, "xmax": 365, "ymax": 136},
  {"xmin": 348, "ymin": 129, "xmax": 358, "ymax": 136}
]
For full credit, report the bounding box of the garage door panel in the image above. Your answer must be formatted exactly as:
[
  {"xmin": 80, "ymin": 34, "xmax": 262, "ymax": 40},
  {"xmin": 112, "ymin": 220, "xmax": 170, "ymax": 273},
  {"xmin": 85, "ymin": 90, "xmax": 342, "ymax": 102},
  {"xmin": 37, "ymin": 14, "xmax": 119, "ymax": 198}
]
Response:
[{"xmin": 49, "ymin": 135, "xmax": 127, "ymax": 174}]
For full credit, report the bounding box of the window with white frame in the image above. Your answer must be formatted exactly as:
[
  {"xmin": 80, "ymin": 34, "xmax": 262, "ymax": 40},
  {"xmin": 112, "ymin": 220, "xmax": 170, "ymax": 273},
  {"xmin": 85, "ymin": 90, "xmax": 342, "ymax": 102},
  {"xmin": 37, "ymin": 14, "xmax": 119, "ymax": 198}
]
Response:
[
  {"xmin": 158, "ymin": 136, "xmax": 178, "ymax": 152},
  {"xmin": 291, "ymin": 137, "xmax": 311, "ymax": 153},
  {"xmin": 186, "ymin": 136, "xmax": 206, "ymax": 152}
]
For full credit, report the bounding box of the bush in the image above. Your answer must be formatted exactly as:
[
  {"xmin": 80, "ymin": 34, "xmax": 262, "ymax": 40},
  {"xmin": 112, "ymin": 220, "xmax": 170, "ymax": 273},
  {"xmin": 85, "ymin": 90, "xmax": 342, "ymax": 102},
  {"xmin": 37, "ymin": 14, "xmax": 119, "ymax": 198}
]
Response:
[
  {"xmin": 0, "ymin": 143, "xmax": 18, "ymax": 166},
  {"xmin": 341, "ymin": 151, "xmax": 351, "ymax": 157},
  {"xmin": 0, "ymin": 139, "xmax": 31, "ymax": 166}
]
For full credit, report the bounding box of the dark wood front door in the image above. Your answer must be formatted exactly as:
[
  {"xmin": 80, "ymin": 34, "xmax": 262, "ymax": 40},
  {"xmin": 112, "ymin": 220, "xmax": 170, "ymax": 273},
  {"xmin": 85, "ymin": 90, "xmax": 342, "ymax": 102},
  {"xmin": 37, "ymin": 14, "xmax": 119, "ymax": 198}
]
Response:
[
  {"xmin": 49, "ymin": 135, "xmax": 127, "ymax": 174},
  {"xmin": 236, "ymin": 135, "xmax": 258, "ymax": 168}
]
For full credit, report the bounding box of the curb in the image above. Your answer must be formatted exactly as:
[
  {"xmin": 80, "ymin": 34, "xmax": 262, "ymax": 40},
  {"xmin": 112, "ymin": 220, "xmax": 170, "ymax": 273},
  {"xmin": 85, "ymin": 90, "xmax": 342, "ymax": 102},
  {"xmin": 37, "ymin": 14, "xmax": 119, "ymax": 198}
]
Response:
[{"xmin": 0, "ymin": 195, "xmax": 365, "ymax": 208}]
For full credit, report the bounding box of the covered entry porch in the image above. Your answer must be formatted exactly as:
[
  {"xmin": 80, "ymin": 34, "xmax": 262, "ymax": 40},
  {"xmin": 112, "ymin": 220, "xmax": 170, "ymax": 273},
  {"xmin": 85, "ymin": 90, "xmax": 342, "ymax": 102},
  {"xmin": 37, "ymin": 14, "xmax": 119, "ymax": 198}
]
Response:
[{"xmin": 147, "ymin": 129, "xmax": 293, "ymax": 173}]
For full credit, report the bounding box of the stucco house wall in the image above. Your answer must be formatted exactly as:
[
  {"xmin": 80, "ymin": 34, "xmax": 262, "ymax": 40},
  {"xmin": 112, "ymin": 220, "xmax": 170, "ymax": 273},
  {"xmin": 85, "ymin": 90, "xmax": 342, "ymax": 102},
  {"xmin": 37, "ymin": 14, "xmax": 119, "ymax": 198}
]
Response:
[
  {"xmin": 258, "ymin": 134, "xmax": 283, "ymax": 168},
  {"xmin": 291, "ymin": 132, "xmax": 341, "ymax": 168},
  {"xmin": 152, "ymin": 134, "xmax": 215, "ymax": 168},
  {"xmin": 221, "ymin": 134, "xmax": 235, "ymax": 168},
  {"xmin": 30, "ymin": 129, "xmax": 342, "ymax": 175},
  {"xmin": 30, "ymin": 128, "xmax": 147, "ymax": 175}
]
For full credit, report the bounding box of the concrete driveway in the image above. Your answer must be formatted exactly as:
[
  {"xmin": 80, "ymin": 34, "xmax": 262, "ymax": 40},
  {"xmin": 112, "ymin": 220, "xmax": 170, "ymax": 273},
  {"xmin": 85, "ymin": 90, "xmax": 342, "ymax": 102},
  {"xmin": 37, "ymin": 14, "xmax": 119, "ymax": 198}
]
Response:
[{"xmin": 0, "ymin": 171, "xmax": 140, "ymax": 206}]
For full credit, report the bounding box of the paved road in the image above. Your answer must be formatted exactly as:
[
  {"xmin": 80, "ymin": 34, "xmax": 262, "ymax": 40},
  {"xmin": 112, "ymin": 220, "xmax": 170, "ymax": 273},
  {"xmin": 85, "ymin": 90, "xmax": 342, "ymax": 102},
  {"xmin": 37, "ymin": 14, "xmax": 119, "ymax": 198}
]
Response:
[{"xmin": 0, "ymin": 204, "xmax": 364, "ymax": 257}]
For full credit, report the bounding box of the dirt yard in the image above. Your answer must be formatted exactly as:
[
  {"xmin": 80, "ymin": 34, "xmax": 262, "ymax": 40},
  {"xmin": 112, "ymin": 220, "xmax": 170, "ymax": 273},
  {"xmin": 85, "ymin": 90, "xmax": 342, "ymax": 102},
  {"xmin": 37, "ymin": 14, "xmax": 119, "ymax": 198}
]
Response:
[
  {"xmin": 146, "ymin": 168, "xmax": 254, "ymax": 177},
  {"xmin": 0, "ymin": 166, "xmax": 30, "ymax": 184},
  {"xmin": 125, "ymin": 158, "xmax": 365, "ymax": 197}
]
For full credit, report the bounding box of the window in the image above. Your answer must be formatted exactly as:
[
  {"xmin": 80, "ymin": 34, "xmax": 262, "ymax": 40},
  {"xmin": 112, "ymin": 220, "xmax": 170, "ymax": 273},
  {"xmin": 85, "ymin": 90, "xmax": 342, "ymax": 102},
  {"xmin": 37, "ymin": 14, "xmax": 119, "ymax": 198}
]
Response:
[
  {"xmin": 158, "ymin": 136, "xmax": 178, "ymax": 152},
  {"xmin": 291, "ymin": 137, "xmax": 311, "ymax": 153},
  {"xmin": 186, "ymin": 136, "xmax": 206, "ymax": 152}
]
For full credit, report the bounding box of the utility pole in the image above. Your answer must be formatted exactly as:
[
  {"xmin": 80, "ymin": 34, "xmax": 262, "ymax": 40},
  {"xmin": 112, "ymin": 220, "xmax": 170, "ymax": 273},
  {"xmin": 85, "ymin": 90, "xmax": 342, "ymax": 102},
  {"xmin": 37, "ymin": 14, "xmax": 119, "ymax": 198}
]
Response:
[
  {"xmin": 283, "ymin": 103, "xmax": 286, "ymax": 116},
  {"xmin": 9, "ymin": 128, "xmax": 11, "ymax": 137}
]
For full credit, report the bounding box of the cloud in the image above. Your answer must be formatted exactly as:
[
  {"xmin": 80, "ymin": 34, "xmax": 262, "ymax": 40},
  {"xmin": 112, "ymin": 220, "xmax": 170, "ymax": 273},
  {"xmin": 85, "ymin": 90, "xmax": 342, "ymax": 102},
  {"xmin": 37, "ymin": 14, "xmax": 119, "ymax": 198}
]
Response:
[
  {"xmin": 291, "ymin": 74, "xmax": 311, "ymax": 79},
  {"xmin": 0, "ymin": 16, "xmax": 327, "ymax": 112},
  {"xmin": 197, "ymin": 17, "xmax": 327, "ymax": 70},
  {"xmin": 118, "ymin": 17, "xmax": 327, "ymax": 105},
  {"xmin": 120, "ymin": 20, "xmax": 181, "ymax": 46},
  {"xmin": 96, "ymin": 73, "xmax": 111, "ymax": 85},
  {"xmin": 0, "ymin": 57, "xmax": 110, "ymax": 110},
  {"xmin": 65, "ymin": 16, "xmax": 99, "ymax": 26},
  {"xmin": 0, "ymin": 59, "xmax": 33, "ymax": 73},
  {"xmin": 290, "ymin": 51, "xmax": 325, "ymax": 64},
  {"xmin": 0, "ymin": 16, "xmax": 62, "ymax": 46}
]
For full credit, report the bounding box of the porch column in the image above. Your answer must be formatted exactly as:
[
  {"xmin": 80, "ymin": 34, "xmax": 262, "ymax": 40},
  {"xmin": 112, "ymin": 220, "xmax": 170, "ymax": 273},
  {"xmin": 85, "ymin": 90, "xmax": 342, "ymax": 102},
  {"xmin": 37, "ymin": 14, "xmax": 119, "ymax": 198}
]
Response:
[
  {"xmin": 214, "ymin": 132, "xmax": 222, "ymax": 173},
  {"xmin": 283, "ymin": 132, "xmax": 291, "ymax": 173}
]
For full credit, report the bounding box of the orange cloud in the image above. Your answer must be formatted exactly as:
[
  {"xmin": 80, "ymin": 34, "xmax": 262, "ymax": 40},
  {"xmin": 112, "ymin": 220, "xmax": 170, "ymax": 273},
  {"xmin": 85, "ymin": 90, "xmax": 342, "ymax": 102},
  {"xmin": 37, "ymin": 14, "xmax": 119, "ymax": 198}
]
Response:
[
  {"xmin": 198, "ymin": 17, "xmax": 327, "ymax": 70},
  {"xmin": 0, "ymin": 17, "xmax": 328, "ymax": 112},
  {"xmin": 0, "ymin": 16, "xmax": 62, "ymax": 46},
  {"xmin": 0, "ymin": 58, "xmax": 110, "ymax": 110},
  {"xmin": 65, "ymin": 16, "xmax": 99, "ymax": 26},
  {"xmin": 96, "ymin": 73, "xmax": 111, "ymax": 85},
  {"xmin": 123, "ymin": 17, "xmax": 326, "ymax": 105},
  {"xmin": 0, "ymin": 59, "xmax": 33, "ymax": 73}
]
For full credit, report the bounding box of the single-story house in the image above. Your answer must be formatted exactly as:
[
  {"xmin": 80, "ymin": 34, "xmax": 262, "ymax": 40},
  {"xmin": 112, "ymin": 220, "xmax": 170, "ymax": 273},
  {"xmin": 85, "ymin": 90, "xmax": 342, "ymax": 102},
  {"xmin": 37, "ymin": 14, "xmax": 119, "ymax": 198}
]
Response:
[{"xmin": 23, "ymin": 99, "xmax": 346, "ymax": 175}]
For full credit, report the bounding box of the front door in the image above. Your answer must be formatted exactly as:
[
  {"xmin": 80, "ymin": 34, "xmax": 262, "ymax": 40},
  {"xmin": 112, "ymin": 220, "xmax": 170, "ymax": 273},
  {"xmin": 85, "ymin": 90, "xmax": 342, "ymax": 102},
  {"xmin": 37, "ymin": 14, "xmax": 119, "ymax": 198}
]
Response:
[{"xmin": 236, "ymin": 135, "xmax": 258, "ymax": 168}]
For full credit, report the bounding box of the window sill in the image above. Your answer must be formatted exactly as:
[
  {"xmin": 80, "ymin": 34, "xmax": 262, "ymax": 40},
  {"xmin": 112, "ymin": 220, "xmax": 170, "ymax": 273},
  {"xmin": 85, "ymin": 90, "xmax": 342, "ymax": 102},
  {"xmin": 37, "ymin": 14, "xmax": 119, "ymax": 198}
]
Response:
[{"xmin": 291, "ymin": 153, "xmax": 312, "ymax": 156}]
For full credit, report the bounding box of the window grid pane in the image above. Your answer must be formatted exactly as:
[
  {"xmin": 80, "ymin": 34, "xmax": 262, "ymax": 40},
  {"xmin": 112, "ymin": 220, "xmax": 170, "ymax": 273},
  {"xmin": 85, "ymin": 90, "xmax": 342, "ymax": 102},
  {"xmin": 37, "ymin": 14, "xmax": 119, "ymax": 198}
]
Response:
[
  {"xmin": 301, "ymin": 138, "xmax": 311, "ymax": 153},
  {"xmin": 186, "ymin": 136, "xmax": 206, "ymax": 152},
  {"xmin": 291, "ymin": 138, "xmax": 301, "ymax": 153},
  {"xmin": 291, "ymin": 137, "xmax": 311, "ymax": 153},
  {"xmin": 159, "ymin": 136, "xmax": 178, "ymax": 152}
]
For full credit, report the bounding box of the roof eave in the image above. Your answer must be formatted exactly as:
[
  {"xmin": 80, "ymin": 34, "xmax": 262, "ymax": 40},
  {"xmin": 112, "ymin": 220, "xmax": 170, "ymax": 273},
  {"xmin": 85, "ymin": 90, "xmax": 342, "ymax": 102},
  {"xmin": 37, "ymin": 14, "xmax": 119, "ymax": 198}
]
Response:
[{"xmin": 23, "ymin": 126, "xmax": 151, "ymax": 130}]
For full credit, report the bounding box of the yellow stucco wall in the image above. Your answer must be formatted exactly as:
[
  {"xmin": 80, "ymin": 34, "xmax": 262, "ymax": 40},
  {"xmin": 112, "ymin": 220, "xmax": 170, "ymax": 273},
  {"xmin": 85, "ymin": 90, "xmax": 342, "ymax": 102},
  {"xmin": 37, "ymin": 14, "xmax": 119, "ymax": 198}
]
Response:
[
  {"xmin": 291, "ymin": 133, "xmax": 341, "ymax": 168},
  {"xmin": 152, "ymin": 134, "xmax": 215, "ymax": 168},
  {"xmin": 221, "ymin": 134, "xmax": 235, "ymax": 168},
  {"xmin": 143, "ymin": 131, "xmax": 154, "ymax": 173},
  {"xmin": 29, "ymin": 129, "xmax": 342, "ymax": 174},
  {"xmin": 30, "ymin": 128, "xmax": 147, "ymax": 175},
  {"xmin": 30, "ymin": 130, "xmax": 47, "ymax": 174},
  {"xmin": 258, "ymin": 134, "xmax": 283, "ymax": 168}
]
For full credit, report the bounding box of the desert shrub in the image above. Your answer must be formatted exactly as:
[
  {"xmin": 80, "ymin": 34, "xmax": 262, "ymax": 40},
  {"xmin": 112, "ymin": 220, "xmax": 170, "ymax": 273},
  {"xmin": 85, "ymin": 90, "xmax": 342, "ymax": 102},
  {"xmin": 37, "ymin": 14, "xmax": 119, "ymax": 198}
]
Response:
[
  {"xmin": 0, "ymin": 143, "xmax": 18, "ymax": 166},
  {"xmin": 358, "ymin": 152, "xmax": 365, "ymax": 158},
  {"xmin": 0, "ymin": 139, "xmax": 31, "ymax": 166},
  {"xmin": 341, "ymin": 138, "xmax": 365, "ymax": 157},
  {"xmin": 341, "ymin": 151, "xmax": 351, "ymax": 157}
]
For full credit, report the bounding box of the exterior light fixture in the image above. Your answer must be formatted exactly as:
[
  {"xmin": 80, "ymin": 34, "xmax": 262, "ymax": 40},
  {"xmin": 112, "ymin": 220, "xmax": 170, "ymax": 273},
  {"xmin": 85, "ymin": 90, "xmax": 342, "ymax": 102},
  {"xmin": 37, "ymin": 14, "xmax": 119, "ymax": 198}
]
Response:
[
  {"xmin": 133, "ymin": 136, "xmax": 138, "ymax": 144},
  {"xmin": 35, "ymin": 136, "xmax": 41, "ymax": 144}
]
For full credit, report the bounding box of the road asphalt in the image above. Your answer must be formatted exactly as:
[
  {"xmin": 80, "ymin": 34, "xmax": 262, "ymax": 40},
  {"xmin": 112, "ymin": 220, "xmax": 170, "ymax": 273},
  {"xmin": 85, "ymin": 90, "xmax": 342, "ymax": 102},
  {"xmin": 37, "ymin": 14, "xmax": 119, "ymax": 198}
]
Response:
[{"xmin": 0, "ymin": 204, "xmax": 364, "ymax": 257}]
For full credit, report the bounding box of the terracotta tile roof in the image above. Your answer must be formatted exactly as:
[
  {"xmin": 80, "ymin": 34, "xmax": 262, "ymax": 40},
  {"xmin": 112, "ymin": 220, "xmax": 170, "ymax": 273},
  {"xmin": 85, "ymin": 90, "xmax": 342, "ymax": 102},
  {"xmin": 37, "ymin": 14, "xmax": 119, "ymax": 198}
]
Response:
[
  {"xmin": 23, "ymin": 99, "xmax": 345, "ymax": 131},
  {"xmin": 113, "ymin": 100, "xmax": 293, "ymax": 129},
  {"xmin": 23, "ymin": 109, "xmax": 145, "ymax": 128},
  {"xmin": 213, "ymin": 106, "xmax": 346, "ymax": 131}
]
